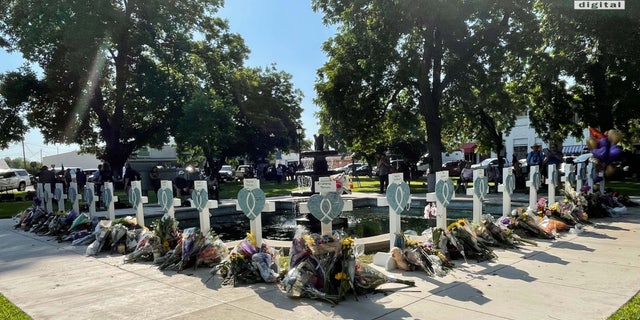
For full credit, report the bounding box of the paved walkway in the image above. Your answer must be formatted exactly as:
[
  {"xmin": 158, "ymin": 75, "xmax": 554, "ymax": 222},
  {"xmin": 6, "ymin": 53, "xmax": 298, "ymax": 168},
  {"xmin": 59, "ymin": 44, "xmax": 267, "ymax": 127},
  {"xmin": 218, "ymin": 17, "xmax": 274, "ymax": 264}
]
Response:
[{"xmin": 0, "ymin": 196, "xmax": 639, "ymax": 319}]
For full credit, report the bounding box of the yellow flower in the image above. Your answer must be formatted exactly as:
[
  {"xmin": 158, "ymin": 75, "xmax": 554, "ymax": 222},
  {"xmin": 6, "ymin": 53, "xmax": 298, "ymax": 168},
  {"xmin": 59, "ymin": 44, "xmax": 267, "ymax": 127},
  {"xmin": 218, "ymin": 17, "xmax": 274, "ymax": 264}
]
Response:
[
  {"xmin": 341, "ymin": 237, "xmax": 354, "ymax": 246},
  {"xmin": 457, "ymin": 219, "xmax": 466, "ymax": 226},
  {"xmin": 334, "ymin": 272, "xmax": 348, "ymax": 280},
  {"xmin": 582, "ymin": 212, "xmax": 589, "ymax": 219},
  {"xmin": 550, "ymin": 203, "xmax": 559, "ymax": 211},
  {"xmin": 246, "ymin": 232, "xmax": 257, "ymax": 246},
  {"xmin": 303, "ymin": 234, "xmax": 315, "ymax": 247},
  {"xmin": 163, "ymin": 240, "xmax": 170, "ymax": 250}
]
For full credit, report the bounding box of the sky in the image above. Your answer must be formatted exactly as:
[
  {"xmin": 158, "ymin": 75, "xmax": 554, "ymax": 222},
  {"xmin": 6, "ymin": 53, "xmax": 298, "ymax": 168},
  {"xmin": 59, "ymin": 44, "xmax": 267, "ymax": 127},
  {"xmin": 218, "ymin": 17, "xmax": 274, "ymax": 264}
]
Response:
[{"xmin": 0, "ymin": 0, "xmax": 337, "ymax": 162}]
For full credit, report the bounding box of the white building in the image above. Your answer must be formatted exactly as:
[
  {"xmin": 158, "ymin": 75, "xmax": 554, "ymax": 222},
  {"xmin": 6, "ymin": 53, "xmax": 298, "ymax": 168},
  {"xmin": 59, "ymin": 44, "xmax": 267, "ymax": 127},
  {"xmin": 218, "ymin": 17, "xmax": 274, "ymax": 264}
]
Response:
[{"xmin": 503, "ymin": 115, "xmax": 589, "ymax": 162}]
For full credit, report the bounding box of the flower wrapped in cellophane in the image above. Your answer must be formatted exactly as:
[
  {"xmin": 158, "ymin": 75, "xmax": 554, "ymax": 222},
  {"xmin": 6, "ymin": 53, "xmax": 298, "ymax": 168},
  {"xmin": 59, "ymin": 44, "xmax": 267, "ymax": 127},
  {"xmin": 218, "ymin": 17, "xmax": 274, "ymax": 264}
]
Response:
[
  {"xmin": 151, "ymin": 213, "xmax": 180, "ymax": 251},
  {"xmin": 505, "ymin": 208, "xmax": 555, "ymax": 240},
  {"xmin": 476, "ymin": 214, "xmax": 537, "ymax": 248},
  {"xmin": 282, "ymin": 228, "xmax": 414, "ymax": 305},
  {"xmin": 390, "ymin": 232, "xmax": 453, "ymax": 277},
  {"xmin": 438, "ymin": 219, "xmax": 497, "ymax": 263},
  {"xmin": 124, "ymin": 230, "xmax": 163, "ymax": 263},
  {"xmin": 210, "ymin": 232, "xmax": 280, "ymax": 287}
]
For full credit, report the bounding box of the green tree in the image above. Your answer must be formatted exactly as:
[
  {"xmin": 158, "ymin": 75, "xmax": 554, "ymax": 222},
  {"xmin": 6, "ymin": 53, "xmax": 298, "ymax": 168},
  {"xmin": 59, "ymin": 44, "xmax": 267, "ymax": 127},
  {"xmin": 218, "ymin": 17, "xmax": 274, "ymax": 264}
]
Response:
[
  {"xmin": 0, "ymin": 0, "xmax": 247, "ymax": 172},
  {"xmin": 230, "ymin": 66, "xmax": 304, "ymax": 162},
  {"xmin": 0, "ymin": 70, "xmax": 38, "ymax": 149},
  {"xmin": 313, "ymin": 0, "xmax": 539, "ymax": 185},
  {"xmin": 529, "ymin": 1, "xmax": 640, "ymax": 145}
]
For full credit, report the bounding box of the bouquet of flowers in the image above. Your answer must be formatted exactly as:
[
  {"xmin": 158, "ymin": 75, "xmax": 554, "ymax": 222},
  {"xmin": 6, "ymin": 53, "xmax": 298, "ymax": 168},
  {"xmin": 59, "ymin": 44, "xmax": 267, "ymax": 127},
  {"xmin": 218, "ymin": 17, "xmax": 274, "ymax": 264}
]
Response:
[
  {"xmin": 151, "ymin": 213, "xmax": 180, "ymax": 251},
  {"xmin": 211, "ymin": 232, "xmax": 280, "ymax": 287},
  {"xmin": 282, "ymin": 229, "xmax": 414, "ymax": 305},
  {"xmin": 195, "ymin": 232, "xmax": 228, "ymax": 268},
  {"xmin": 478, "ymin": 215, "xmax": 537, "ymax": 248},
  {"xmin": 124, "ymin": 230, "xmax": 163, "ymax": 263},
  {"xmin": 506, "ymin": 208, "xmax": 555, "ymax": 239},
  {"xmin": 442, "ymin": 219, "xmax": 497, "ymax": 263},
  {"xmin": 390, "ymin": 233, "xmax": 453, "ymax": 277}
]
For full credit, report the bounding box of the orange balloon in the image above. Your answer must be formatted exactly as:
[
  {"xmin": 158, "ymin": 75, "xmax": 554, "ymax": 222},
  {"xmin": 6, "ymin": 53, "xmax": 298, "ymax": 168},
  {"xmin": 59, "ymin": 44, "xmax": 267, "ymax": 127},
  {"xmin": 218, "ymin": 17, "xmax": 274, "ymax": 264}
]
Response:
[
  {"xmin": 589, "ymin": 127, "xmax": 604, "ymax": 139},
  {"xmin": 586, "ymin": 137, "xmax": 598, "ymax": 150}
]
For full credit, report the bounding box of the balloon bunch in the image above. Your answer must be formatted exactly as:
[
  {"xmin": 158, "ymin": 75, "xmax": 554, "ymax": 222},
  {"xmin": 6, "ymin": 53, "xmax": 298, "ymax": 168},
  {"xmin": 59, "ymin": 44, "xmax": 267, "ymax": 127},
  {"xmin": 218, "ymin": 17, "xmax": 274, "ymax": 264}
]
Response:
[{"xmin": 586, "ymin": 127, "xmax": 623, "ymax": 178}]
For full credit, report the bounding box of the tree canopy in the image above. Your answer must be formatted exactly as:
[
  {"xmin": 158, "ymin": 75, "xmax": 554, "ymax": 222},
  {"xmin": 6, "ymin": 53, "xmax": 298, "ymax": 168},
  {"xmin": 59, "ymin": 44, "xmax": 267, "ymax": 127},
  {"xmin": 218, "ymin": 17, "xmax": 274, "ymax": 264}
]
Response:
[
  {"xmin": 527, "ymin": 1, "xmax": 640, "ymax": 145},
  {"xmin": 0, "ymin": 0, "xmax": 304, "ymax": 171},
  {"xmin": 313, "ymin": 0, "xmax": 540, "ymax": 176}
]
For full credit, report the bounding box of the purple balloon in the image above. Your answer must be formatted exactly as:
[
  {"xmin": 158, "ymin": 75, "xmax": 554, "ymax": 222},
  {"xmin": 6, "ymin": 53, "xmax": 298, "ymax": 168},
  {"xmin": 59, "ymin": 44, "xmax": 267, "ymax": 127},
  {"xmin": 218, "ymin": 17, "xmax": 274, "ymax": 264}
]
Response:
[
  {"xmin": 598, "ymin": 137, "xmax": 609, "ymax": 148},
  {"xmin": 609, "ymin": 145, "xmax": 623, "ymax": 161},
  {"xmin": 594, "ymin": 176, "xmax": 603, "ymax": 183},
  {"xmin": 592, "ymin": 146, "xmax": 608, "ymax": 161}
]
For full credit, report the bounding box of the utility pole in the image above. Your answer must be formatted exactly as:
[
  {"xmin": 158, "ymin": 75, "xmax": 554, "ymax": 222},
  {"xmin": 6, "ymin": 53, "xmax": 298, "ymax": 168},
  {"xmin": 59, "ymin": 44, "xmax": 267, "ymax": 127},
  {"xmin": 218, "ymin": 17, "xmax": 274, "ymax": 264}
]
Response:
[{"xmin": 22, "ymin": 137, "xmax": 27, "ymax": 169}]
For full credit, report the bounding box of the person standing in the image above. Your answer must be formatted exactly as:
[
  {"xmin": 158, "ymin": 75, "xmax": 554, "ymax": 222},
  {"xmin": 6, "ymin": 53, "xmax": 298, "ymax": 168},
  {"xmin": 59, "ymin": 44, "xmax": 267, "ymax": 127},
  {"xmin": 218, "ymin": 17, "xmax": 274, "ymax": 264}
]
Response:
[
  {"xmin": 149, "ymin": 166, "xmax": 161, "ymax": 196},
  {"xmin": 527, "ymin": 143, "xmax": 544, "ymax": 167},
  {"xmin": 377, "ymin": 154, "xmax": 391, "ymax": 193},
  {"xmin": 123, "ymin": 162, "xmax": 142, "ymax": 196},
  {"xmin": 75, "ymin": 168, "xmax": 87, "ymax": 190},
  {"xmin": 544, "ymin": 144, "xmax": 564, "ymax": 185}
]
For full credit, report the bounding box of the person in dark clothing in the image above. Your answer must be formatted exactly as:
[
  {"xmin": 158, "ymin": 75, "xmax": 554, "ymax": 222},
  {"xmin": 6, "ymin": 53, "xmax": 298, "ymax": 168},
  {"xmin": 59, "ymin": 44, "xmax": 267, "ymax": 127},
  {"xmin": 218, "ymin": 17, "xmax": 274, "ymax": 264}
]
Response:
[
  {"xmin": 75, "ymin": 168, "xmax": 87, "ymax": 190},
  {"xmin": 173, "ymin": 171, "xmax": 190, "ymax": 198},
  {"xmin": 123, "ymin": 162, "xmax": 142, "ymax": 195},
  {"xmin": 149, "ymin": 166, "xmax": 161, "ymax": 196},
  {"xmin": 37, "ymin": 166, "xmax": 56, "ymax": 191}
]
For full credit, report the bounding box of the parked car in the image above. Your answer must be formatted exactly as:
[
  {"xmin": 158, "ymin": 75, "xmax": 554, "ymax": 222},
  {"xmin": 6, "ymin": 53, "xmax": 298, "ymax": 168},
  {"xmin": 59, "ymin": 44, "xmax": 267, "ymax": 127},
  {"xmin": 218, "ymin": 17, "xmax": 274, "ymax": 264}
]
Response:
[
  {"xmin": 470, "ymin": 158, "xmax": 504, "ymax": 170},
  {"xmin": 353, "ymin": 164, "xmax": 373, "ymax": 177},
  {"xmin": 235, "ymin": 165, "xmax": 254, "ymax": 180},
  {"xmin": 337, "ymin": 163, "xmax": 363, "ymax": 174},
  {"xmin": 442, "ymin": 160, "xmax": 465, "ymax": 177},
  {"xmin": 218, "ymin": 165, "xmax": 235, "ymax": 182},
  {"xmin": 0, "ymin": 169, "xmax": 32, "ymax": 191}
]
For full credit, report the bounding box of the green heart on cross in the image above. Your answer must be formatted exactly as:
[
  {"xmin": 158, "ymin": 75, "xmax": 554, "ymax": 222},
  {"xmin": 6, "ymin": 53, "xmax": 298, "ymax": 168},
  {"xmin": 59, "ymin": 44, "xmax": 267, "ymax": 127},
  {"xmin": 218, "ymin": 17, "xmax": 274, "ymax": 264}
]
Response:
[
  {"xmin": 158, "ymin": 188, "xmax": 174, "ymax": 212},
  {"xmin": 129, "ymin": 187, "xmax": 142, "ymax": 209},
  {"xmin": 192, "ymin": 189, "xmax": 209, "ymax": 211},
  {"xmin": 435, "ymin": 179, "xmax": 454, "ymax": 207},
  {"xmin": 386, "ymin": 182, "xmax": 410, "ymax": 214},
  {"xmin": 84, "ymin": 188, "xmax": 93, "ymax": 204},
  {"xmin": 307, "ymin": 192, "xmax": 344, "ymax": 224},
  {"xmin": 237, "ymin": 188, "xmax": 266, "ymax": 220},
  {"xmin": 102, "ymin": 189, "xmax": 113, "ymax": 207},
  {"xmin": 474, "ymin": 176, "xmax": 488, "ymax": 200},
  {"xmin": 68, "ymin": 187, "xmax": 77, "ymax": 203},
  {"xmin": 504, "ymin": 174, "xmax": 515, "ymax": 195}
]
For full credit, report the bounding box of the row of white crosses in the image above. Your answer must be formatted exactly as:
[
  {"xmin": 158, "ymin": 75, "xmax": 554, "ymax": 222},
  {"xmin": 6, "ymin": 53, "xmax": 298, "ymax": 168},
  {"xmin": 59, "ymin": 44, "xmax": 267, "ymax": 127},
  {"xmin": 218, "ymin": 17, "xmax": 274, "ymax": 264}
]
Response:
[{"xmin": 156, "ymin": 180, "xmax": 219, "ymax": 232}]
